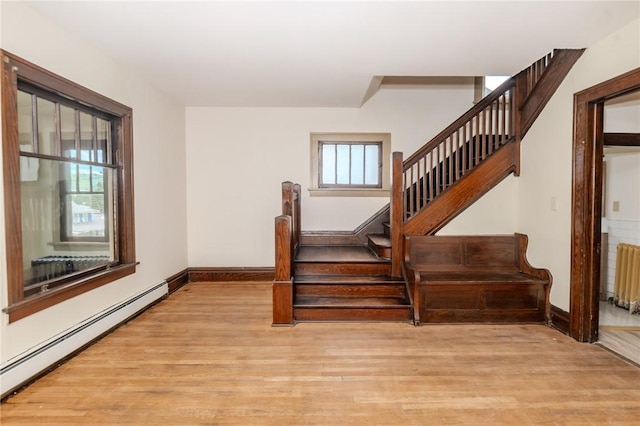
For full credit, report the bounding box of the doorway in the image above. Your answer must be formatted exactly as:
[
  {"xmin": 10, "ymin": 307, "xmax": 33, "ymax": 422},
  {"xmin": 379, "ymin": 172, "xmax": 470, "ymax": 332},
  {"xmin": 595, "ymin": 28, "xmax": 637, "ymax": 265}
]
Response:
[
  {"xmin": 570, "ymin": 68, "xmax": 640, "ymax": 347},
  {"xmin": 598, "ymin": 91, "xmax": 640, "ymax": 363}
]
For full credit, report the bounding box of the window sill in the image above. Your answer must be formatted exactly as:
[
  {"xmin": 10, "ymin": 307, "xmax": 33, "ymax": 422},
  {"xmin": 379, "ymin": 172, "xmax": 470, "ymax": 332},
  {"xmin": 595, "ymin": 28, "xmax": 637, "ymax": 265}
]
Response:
[
  {"xmin": 308, "ymin": 188, "xmax": 390, "ymax": 197},
  {"xmin": 3, "ymin": 262, "xmax": 137, "ymax": 323},
  {"xmin": 49, "ymin": 241, "xmax": 110, "ymax": 251}
]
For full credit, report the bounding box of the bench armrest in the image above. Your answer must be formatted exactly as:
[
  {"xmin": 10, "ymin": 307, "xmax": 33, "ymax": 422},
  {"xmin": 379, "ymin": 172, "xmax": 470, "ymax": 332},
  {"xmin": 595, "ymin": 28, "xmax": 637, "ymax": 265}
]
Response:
[{"xmin": 402, "ymin": 260, "xmax": 422, "ymax": 325}]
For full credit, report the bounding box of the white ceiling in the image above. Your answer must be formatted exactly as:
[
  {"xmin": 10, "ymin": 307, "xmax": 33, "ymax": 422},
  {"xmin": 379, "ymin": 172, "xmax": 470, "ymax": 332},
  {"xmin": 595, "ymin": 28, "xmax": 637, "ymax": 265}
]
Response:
[{"xmin": 25, "ymin": 1, "xmax": 640, "ymax": 107}]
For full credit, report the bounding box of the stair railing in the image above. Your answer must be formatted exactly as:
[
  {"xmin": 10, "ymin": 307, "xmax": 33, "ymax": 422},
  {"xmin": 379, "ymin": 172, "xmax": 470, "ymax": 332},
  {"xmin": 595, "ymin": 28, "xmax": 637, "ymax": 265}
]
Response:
[
  {"xmin": 398, "ymin": 49, "xmax": 581, "ymax": 224},
  {"xmin": 402, "ymin": 78, "xmax": 516, "ymax": 222},
  {"xmin": 272, "ymin": 181, "xmax": 301, "ymax": 326}
]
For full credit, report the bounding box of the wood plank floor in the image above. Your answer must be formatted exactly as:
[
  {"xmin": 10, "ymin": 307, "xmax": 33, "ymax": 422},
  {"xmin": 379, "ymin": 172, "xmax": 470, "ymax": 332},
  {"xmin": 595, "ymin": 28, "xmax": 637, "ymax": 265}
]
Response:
[
  {"xmin": 2, "ymin": 282, "xmax": 640, "ymax": 425},
  {"xmin": 598, "ymin": 301, "xmax": 640, "ymax": 364}
]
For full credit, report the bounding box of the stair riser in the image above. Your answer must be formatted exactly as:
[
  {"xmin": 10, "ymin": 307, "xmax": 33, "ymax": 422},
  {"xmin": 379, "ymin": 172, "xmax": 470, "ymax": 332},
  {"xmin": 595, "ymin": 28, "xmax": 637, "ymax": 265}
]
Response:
[
  {"xmin": 294, "ymin": 262, "xmax": 391, "ymax": 276},
  {"xmin": 294, "ymin": 307, "xmax": 412, "ymax": 322},
  {"xmin": 295, "ymin": 284, "xmax": 406, "ymax": 298},
  {"xmin": 367, "ymin": 241, "xmax": 391, "ymax": 259}
]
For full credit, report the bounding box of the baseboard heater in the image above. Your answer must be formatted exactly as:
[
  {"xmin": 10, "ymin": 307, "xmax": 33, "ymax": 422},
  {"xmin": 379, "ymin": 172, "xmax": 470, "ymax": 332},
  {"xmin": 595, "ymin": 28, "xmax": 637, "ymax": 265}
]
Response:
[{"xmin": 0, "ymin": 281, "xmax": 168, "ymax": 400}]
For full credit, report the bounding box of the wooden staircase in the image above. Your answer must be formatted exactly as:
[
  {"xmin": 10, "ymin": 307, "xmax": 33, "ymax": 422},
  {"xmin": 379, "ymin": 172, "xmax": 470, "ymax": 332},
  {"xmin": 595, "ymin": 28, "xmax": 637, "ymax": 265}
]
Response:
[
  {"xmin": 293, "ymin": 244, "xmax": 411, "ymax": 322},
  {"xmin": 273, "ymin": 49, "xmax": 584, "ymax": 326}
]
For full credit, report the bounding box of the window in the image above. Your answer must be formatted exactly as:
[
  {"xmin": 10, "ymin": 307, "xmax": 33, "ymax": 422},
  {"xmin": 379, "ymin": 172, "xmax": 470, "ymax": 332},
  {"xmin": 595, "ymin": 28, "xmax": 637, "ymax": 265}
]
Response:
[
  {"xmin": 310, "ymin": 133, "xmax": 391, "ymax": 196},
  {"xmin": 474, "ymin": 75, "xmax": 510, "ymax": 103},
  {"xmin": 1, "ymin": 50, "xmax": 136, "ymax": 322}
]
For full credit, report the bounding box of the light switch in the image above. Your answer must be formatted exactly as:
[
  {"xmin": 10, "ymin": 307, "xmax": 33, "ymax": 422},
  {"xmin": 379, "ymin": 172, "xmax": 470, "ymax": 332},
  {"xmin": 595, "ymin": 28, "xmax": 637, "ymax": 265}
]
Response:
[
  {"xmin": 551, "ymin": 196, "xmax": 558, "ymax": 211},
  {"xmin": 613, "ymin": 201, "xmax": 620, "ymax": 212}
]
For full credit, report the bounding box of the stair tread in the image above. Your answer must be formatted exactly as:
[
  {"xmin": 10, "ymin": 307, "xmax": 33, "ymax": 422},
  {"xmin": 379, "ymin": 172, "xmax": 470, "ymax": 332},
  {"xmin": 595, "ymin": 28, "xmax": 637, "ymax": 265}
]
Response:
[
  {"xmin": 368, "ymin": 234, "xmax": 391, "ymax": 247},
  {"xmin": 295, "ymin": 275, "xmax": 403, "ymax": 284},
  {"xmin": 296, "ymin": 245, "xmax": 387, "ymax": 263},
  {"xmin": 295, "ymin": 296, "xmax": 410, "ymax": 308}
]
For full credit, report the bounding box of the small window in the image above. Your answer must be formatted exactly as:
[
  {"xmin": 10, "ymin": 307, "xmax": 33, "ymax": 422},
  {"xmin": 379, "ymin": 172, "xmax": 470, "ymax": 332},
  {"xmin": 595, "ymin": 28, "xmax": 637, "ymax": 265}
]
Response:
[
  {"xmin": 319, "ymin": 141, "xmax": 381, "ymax": 188},
  {"xmin": 310, "ymin": 133, "xmax": 391, "ymax": 196}
]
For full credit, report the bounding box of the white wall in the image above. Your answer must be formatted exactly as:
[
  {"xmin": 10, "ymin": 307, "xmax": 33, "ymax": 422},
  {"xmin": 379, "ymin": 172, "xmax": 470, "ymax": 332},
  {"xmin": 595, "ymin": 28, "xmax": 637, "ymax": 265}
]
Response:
[
  {"xmin": 185, "ymin": 83, "xmax": 518, "ymax": 267},
  {"xmin": 517, "ymin": 18, "xmax": 640, "ymax": 311},
  {"xmin": 0, "ymin": 2, "xmax": 188, "ymax": 363}
]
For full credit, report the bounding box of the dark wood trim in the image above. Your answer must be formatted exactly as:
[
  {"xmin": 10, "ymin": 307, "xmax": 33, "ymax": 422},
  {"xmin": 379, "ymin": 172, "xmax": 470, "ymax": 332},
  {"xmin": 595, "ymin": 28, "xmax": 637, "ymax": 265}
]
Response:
[
  {"xmin": 166, "ymin": 269, "xmax": 189, "ymax": 294},
  {"xmin": 1, "ymin": 49, "xmax": 137, "ymax": 322},
  {"xmin": 603, "ymin": 132, "xmax": 640, "ymax": 146},
  {"xmin": 519, "ymin": 49, "xmax": 585, "ymax": 136},
  {"xmin": 188, "ymin": 267, "xmax": 275, "ymax": 282},
  {"xmin": 2, "ymin": 50, "xmax": 131, "ymax": 116},
  {"xmin": 5, "ymin": 264, "xmax": 137, "ymax": 323},
  {"xmin": 390, "ymin": 152, "xmax": 403, "ymax": 277},
  {"xmin": 403, "ymin": 141, "xmax": 518, "ymax": 235},
  {"xmin": 2, "ymin": 50, "xmax": 23, "ymax": 306},
  {"xmin": 549, "ymin": 305, "xmax": 570, "ymax": 335},
  {"xmin": 571, "ymin": 67, "xmax": 640, "ymax": 342}
]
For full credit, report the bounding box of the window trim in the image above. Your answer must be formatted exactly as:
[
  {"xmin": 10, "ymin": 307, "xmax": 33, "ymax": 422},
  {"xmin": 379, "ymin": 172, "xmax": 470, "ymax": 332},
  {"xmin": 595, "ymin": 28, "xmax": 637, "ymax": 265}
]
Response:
[
  {"xmin": 1, "ymin": 49, "xmax": 136, "ymax": 323},
  {"xmin": 309, "ymin": 132, "xmax": 391, "ymax": 197}
]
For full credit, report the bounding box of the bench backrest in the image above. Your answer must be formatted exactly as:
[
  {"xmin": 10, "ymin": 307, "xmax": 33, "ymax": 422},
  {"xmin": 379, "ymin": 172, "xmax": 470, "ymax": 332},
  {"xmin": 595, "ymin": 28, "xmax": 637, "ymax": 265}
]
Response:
[{"xmin": 406, "ymin": 235, "xmax": 523, "ymax": 273}]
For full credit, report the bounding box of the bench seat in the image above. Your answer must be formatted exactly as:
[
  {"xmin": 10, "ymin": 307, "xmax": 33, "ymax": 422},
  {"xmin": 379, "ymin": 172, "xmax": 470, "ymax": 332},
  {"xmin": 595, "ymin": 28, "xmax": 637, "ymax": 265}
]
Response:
[{"xmin": 403, "ymin": 233, "xmax": 552, "ymax": 325}]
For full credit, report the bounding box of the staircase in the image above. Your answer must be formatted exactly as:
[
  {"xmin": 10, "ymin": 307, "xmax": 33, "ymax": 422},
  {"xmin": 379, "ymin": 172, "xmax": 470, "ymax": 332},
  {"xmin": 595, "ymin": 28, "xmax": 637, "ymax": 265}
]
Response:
[
  {"xmin": 293, "ymin": 243, "xmax": 411, "ymax": 322},
  {"xmin": 273, "ymin": 49, "xmax": 584, "ymax": 326}
]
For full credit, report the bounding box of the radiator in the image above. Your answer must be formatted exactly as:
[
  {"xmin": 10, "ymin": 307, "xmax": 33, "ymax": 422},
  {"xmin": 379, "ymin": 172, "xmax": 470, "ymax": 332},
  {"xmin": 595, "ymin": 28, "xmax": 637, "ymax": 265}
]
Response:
[
  {"xmin": 31, "ymin": 255, "xmax": 110, "ymax": 283},
  {"xmin": 613, "ymin": 243, "xmax": 640, "ymax": 314}
]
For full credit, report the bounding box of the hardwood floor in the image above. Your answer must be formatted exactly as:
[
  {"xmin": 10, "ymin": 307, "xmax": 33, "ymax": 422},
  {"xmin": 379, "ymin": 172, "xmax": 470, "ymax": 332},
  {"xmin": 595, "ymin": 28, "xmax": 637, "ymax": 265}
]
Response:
[
  {"xmin": 2, "ymin": 282, "xmax": 640, "ymax": 425},
  {"xmin": 598, "ymin": 301, "xmax": 640, "ymax": 365}
]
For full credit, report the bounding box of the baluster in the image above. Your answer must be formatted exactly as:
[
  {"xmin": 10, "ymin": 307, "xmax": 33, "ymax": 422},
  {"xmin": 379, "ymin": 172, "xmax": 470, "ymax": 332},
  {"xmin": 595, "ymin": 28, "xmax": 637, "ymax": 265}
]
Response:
[
  {"xmin": 427, "ymin": 151, "xmax": 433, "ymax": 203},
  {"xmin": 488, "ymin": 104, "xmax": 494, "ymax": 155},
  {"xmin": 480, "ymin": 109, "xmax": 486, "ymax": 161},
  {"xmin": 454, "ymin": 130, "xmax": 460, "ymax": 181},
  {"xmin": 447, "ymin": 136, "xmax": 453, "ymax": 189},
  {"xmin": 501, "ymin": 92, "xmax": 507, "ymax": 141},
  {"xmin": 434, "ymin": 143, "xmax": 440, "ymax": 197},
  {"xmin": 421, "ymin": 156, "xmax": 427, "ymax": 208},
  {"xmin": 461, "ymin": 123, "xmax": 467, "ymax": 176},
  {"xmin": 408, "ymin": 165, "xmax": 414, "ymax": 216}
]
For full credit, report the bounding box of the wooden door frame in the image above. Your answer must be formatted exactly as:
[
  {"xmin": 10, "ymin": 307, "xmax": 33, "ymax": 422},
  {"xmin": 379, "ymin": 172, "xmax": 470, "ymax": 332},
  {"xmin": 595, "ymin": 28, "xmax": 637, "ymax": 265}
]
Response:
[{"xmin": 570, "ymin": 67, "xmax": 640, "ymax": 342}]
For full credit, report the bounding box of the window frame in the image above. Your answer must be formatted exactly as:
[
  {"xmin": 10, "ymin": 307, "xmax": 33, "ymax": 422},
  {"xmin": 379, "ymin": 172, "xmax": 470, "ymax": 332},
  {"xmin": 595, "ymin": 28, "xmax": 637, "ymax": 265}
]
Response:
[
  {"xmin": 309, "ymin": 132, "xmax": 391, "ymax": 197},
  {"xmin": 318, "ymin": 140, "xmax": 383, "ymax": 189},
  {"xmin": 1, "ymin": 50, "xmax": 136, "ymax": 323}
]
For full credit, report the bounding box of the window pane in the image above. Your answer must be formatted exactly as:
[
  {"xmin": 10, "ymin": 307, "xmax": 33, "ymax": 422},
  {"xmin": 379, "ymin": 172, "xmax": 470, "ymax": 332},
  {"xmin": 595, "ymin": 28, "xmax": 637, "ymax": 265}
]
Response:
[
  {"xmin": 21, "ymin": 157, "xmax": 114, "ymax": 288},
  {"xmin": 96, "ymin": 118, "xmax": 110, "ymax": 163},
  {"xmin": 364, "ymin": 145, "xmax": 380, "ymax": 185},
  {"xmin": 36, "ymin": 97, "xmax": 57, "ymax": 156},
  {"xmin": 321, "ymin": 143, "xmax": 335, "ymax": 185},
  {"xmin": 79, "ymin": 112, "xmax": 94, "ymax": 161},
  {"xmin": 67, "ymin": 192, "xmax": 107, "ymax": 238},
  {"xmin": 60, "ymin": 105, "xmax": 77, "ymax": 159},
  {"xmin": 77, "ymin": 164, "xmax": 92, "ymax": 192},
  {"xmin": 17, "ymin": 90, "xmax": 34, "ymax": 152},
  {"xmin": 350, "ymin": 145, "xmax": 364, "ymax": 185},
  {"xmin": 336, "ymin": 144, "xmax": 350, "ymax": 184}
]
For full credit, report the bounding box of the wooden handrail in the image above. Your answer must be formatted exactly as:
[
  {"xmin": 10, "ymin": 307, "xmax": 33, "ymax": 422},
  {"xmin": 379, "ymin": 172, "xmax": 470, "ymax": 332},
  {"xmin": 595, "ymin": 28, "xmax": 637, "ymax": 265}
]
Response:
[
  {"xmin": 398, "ymin": 50, "xmax": 569, "ymax": 225},
  {"xmin": 403, "ymin": 77, "xmax": 516, "ymax": 167}
]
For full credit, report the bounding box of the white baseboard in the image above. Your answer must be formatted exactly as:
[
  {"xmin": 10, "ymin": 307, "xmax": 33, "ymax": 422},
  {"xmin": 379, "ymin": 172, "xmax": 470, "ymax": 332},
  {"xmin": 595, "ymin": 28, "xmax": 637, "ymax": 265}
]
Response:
[{"xmin": 1, "ymin": 281, "xmax": 168, "ymax": 399}]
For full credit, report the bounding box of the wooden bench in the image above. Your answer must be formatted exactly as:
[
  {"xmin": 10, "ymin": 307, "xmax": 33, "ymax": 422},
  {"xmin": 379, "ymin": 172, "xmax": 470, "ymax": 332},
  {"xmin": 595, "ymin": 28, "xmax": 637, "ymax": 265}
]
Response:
[{"xmin": 403, "ymin": 234, "xmax": 552, "ymax": 325}]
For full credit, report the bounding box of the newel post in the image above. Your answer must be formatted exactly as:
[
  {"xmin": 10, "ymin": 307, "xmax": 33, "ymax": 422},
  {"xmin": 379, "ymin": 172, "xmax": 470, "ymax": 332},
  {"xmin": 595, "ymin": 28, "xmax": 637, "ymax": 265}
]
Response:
[
  {"xmin": 273, "ymin": 214, "xmax": 294, "ymax": 326},
  {"xmin": 390, "ymin": 152, "xmax": 404, "ymax": 277}
]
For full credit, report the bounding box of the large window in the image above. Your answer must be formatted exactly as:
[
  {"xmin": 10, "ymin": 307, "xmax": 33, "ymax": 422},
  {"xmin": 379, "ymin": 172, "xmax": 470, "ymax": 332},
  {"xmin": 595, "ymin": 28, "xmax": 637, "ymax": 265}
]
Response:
[
  {"xmin": 310, "ymin": 133, "xmax": 391, "ymax": 196},
  {"xmin": 1, "ymin": 50, "xmax": 136, "ymax": 322}
]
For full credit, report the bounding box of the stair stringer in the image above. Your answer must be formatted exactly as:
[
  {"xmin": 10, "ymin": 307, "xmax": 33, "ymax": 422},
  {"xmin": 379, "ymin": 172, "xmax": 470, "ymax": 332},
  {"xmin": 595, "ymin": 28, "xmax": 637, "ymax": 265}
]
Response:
[{"xmin": 403, "ymin": 140, "xmax": 519, "ymax": 236}]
